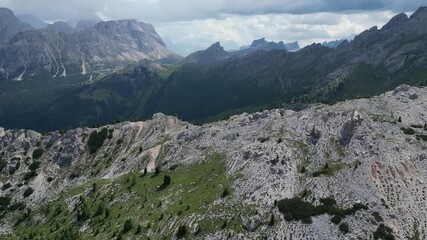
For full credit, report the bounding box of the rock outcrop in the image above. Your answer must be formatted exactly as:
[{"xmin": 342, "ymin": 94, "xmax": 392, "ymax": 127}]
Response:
[
  {"xmin": 0, "ymin": 8, "xmax": 181, "ymax": 81},
  {"xmin": 0, "ymin": 85, "xmax": 426, "ymax": 239},
  {"xmin": 0, "ymin": 8, "xmax": 31, "ymax": 45}
]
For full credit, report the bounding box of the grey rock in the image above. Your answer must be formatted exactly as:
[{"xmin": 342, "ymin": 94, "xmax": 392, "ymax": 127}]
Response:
[
  {"xmin": 0, "ymin": 85, "xmax": 426, "ymax": 239},
  {"xmin": 0, "ymin": 8, "xmax": 181, "ymax": 81}
]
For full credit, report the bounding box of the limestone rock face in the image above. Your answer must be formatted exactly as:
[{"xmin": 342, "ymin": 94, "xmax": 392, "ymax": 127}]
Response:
[
  {"xmin": 0, "ymin": 9, "xmax": 181, "ymax": 81},
  {"xmin": 0, "ymin": 86, "xmax": 426, "ymax": 239}
]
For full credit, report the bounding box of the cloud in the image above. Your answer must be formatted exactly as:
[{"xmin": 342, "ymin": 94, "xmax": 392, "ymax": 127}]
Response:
[
  {"xmin": 0, "ymin": 0, "xmax": 422, "ymax": 55},
  {"xmin": 1, "ymin": 0, "xmax": 424, "ymax": 22},
  {"xmin": 156, "ymin": 10, "xmax": 396, "ymax": 55}
]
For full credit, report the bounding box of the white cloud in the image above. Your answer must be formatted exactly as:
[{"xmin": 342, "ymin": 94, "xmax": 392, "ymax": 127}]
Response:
[
  {"xmin": 156, "ymin": 10, "xmax": 397, "ymax": 55},
  {"xmin": 0, "ymin": 0, "xmax": 421, "ymax": 55},
  {"xmin": 2, "ymin": 0, "xmax": 423, "ymax": 22}
]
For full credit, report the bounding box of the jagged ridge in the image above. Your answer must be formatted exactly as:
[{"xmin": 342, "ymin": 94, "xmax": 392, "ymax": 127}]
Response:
[{"xmin": 0, "ymin": 86, "xmax": 426, "ymax": 239}]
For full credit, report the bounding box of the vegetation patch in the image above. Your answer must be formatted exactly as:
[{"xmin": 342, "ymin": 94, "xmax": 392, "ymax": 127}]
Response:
[
  {"xmin": 277, "ymin": 196, "xmax": 368, "ymax": 224},
  {"xmin": 373, "ymin": 223, "xmax": 395, "ymax": 240},
  {"xmin": 32, "ymin": 149, "xmax": 44, "ymax": 160},
  {"xmin": 11, "ymin": 152, "xmax": 251, "ymax": 239},
  {"xmin": 312, "ymin": 163, "xmax": 346, "ymax": 177},
  {"xmin": 2, "ymin": 183, "xmax": 12, "ymax": 190},
  {"xmin": 23, "ymin": 188, "xmax": 34, "ymax": 198},
  {"xmin": 415, "ymin": 135, "xmax": 427, "ymax": 141},
  {"xmin": 29, "ymin": 161, "xmax": 41, "ymax": 171},
  {"xmin": 0, "ymin": 157, "xmax": 7, "ymax": 172},
  {"xmin": 372, "ymin": 212, "xmax": 383, "ymax": 222},
  {"xmin": 401, "ymin": 127, "xmax": 416, "ymax": 135},
  {"xmin": 339, "ymin": 222, "xmax": 349, "ymax": 234},
  {"xmin": 88, "ymin": 128, "xmax": 109, "ymax": 154}
]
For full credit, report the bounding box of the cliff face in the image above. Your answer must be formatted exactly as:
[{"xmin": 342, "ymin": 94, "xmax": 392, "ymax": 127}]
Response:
[
  {"xmin": 0, "ymin": 8, "xmax": 180, "ymax": 81},
  {"xmin": 0, "ymin": 85, "xmax": 426, "ymax": 239},
  {"xmin": 0, "ymin": 8, "xmax": 31, "ymax": 45}
]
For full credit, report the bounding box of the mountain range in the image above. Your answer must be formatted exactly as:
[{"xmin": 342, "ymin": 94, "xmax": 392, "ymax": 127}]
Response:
[
  {"xmin": 0, "ymin": 17, "xmax": 180, "ymax": 82},
  {"xmin": 0, "ymin": 7, "xmax": 426, "ymax": 133},
  {"xmin": 1, "ymin": 5, "xmax": 427, "ymax": 240}
]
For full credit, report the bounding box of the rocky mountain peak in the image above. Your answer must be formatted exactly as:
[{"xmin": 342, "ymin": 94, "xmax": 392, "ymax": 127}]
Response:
[
  {"xmin": 0, "ymin": 11, "xmax": 179, "ymax": 80},
  {"xmin": 0, "ymin": 7, "xmax": 31, "ymax": 44},
  {"xmin": 17, "ymin": 13, "xmax": 47, "ymax": 29},
  {"xmin": 250, "ymin": 37, "xmax": 267, "ymax": 47},
  {"xmin": 75, "ymin": 19, "xmax": 99, "ymax": 31},
  {"xmin": 46, "ymin": 21, "xmax": 75, "ymax": 34},
  {"xmin": 94, "ymin": 19, "xmax": 154, "ymax": 32},
  {"xmin": 206, "ymin": 41, "xmax": 225, "ymax": 52},
  {"xmin": 0, "ymin": 7, "xmax": 14, "ymax": 17},
  {"xmin": 410, "ymin": 6, "xmax": 427, "ymax": 19},
  {"xmin": 381, "ymin": 12, "xmax": 409, "ymax": 31}
]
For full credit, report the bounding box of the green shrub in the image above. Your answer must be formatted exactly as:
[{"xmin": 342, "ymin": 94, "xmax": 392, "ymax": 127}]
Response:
[
  {"xmin": 108, "ymin": 129, "xmax": 114, "ymax": 139},
  {"xmin": 158, "ymin": 175, "xmax": 171, "ymax": 191},
  {"xmin": 268, "ymin": 214, "xmax": 275, "ymax": 226},
  {"xmin": 319, "ymin": 197, "xmax": 336, "ymax": 206},
  {"xmin": 88, "ymin": 128, "xmax": 108, "ymax": 154},
  {"xmin": 0, "ymin": 196, "xmax": 11, "ymax": 206},
  {"xmin": 9, "ymin": 202, "xmax": 25, "ymax": 211},
  {"xmin": 372, "ymin": 212, "xmax": 383, "ymax": 222},
  {"xmin": 76, "ymin": 203, "xmax": 90, "ymax": 222},
  {"xmin": 135, "ymin": 225, "xmax": 142, "ymax": 235},
  {"xmin": 23, "ymin": 187, "xmax": 34, "ymax": 198},
  {"xmin": 374, "ymin": 224, "xmax": 395, "ymax": 240},
  {"xmin": 151, "ymin": 166, "xmax": 161, "ymax": 178},
  {"xmin": 15, "ymin": 161, "xmax": 20, "ymax": 170},
  {"xmin": 140, "ymin": 168, "xmax": 148, "ymax": 178},
  {"xmin": 277, "ymin": 197, "xmax": 317, "ymax": 222},
  {"xmin": 352, "ymin": 203, "xmax": 369, "ymax": 211},
  {"xmin": 93, "ymin": 203, "xmax": 105, "ymax": 217},
  {"xmin": 221, "ymin": 221, "xmax": 227, "ymax": 229},
  {"xmin": 176, "ymin": 225, "xmax": 187, "ymax": 239},
  {"xmin": 29, "ymin": 161, "xmax": 41, "ymax": 171},
  {"xmin": 32, "ymin": 149, "xmax": 44, "ymax": 159},
  {"xmin": 416, "ymin": 135, "xmax": 427, "ymax": 141},
  {"xmin": 339, "ymin": 222, "xmax": 349, "ymax": 234},
  {"xmin": 163, "ymin": 175, "xmax": 171, "ymax": 186},
  {"xmin": 122, "ymin": 219, "xmax": 133, "ymax": 233},
  {"xmin": 331, "ymin": 215, "xmax": 342, "ymax": 224},
  {"xmin": 0, "ymin": 158, "xmax": 7, "ymax": 172},
  {"xmin": 401, "ymin": 127, "xmax": 415, "ymax": 135},
  {"xmin": 270, "ymin": 157, "xmax": 279, "ymax": 165},
  {"xmin": 301, "ymin": 218, "xmax": 313, "ymax": 224},
  {"xmin": 410, "ymin": 124, "xmax": 423, "ymax": 129},
  {"xmin": 69, "ymin": 173, "xmax": 79, "ymax": 180},
  {"xmin": 221, "ymin": 188, "xmax": 230, "ymax": 198},
  {"xmin": 2, "ymin": 183, "xmax": 12, "ymax": 190},
  {"xmin": 23, "ymin": 171, "xmax": 38, "ymax": 181}
]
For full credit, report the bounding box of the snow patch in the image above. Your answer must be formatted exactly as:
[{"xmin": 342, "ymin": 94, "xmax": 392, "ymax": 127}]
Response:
[
  {"xmin": 81, "ymin": 57, "xmax": 87, "ymax": 75},
  {"xmin": 60, "ymin": 67, "xmax": 66, "ymax": 77},
  {"xmin": 13, "ymin": 67, "xmax": 26, "ymax": 81}
]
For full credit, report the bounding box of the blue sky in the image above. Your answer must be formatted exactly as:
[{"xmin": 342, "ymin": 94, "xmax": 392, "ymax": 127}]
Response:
[{"xmin": 0, "ymin": 0, "xmax": 424, "ymax": 55}]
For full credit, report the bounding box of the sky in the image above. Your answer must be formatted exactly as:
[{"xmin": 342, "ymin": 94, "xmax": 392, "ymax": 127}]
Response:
[{"xmin": 0, "ymin": 0, "xmax": 424, "ymax": 55}]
